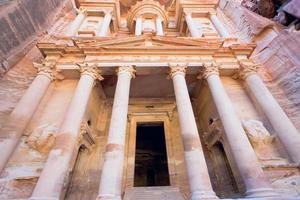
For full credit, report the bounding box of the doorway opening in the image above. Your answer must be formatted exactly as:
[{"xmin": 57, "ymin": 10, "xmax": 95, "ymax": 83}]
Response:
[
  {"xmin": 211, "ymin": 142, "xmax": 240, "ymax": 198},
  {"xmin": 134, "ymin": 122, "xmax": 170, "ymax": 187}
]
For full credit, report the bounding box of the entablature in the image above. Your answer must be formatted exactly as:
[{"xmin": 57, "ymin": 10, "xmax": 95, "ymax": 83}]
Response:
[
  {"xmin": 38, "ymin": 35, "xmax": 254, "ymax": 57},
  {"xmin": 36, "ymin": 37, "xmax": 256, "ymax": 79}
]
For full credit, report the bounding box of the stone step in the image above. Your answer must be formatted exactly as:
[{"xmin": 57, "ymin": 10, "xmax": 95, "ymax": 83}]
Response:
[{"xmin": 123, "ymin": 186, "xmax": 186, "ymax": 200}]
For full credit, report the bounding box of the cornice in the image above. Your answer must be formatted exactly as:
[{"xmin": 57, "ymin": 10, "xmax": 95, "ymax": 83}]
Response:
[{"xmin": 37, "ymin": 35, "xmax": 256, "ymax": 57}]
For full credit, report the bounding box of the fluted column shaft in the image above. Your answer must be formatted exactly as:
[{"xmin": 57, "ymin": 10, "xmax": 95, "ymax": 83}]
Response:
[
  {"xmin": 0, "ymin": 62, "xmax": 57, "ymax": 173},
  {"xmin": 185, "ymin": 14, "xmax": 201, "ymax": 38},
  {"xmin": 156, "ymin": 18, "xmax": 164, "ymax": 36},
  {"xmin": 202, "ymin": 64, "xmax": 276, "ymax": 198},
  {"xmin": 97, "ymin": 66, "xmax": 135, "ymax": 200},
  {"xmin": 209, "ymin": 14, "xmax": 230, "ymax": 38},
  {"xmin": 170, "ymin": 65, "xmax": 217, "ymax": 200},
  {"xmin": 97, "ymin": 12, "xmax": 112, "ymax": 37},
  {"xmin": 135, "ymin": 17, "xmax": 142, "ymax": 36},
  {"xmin": 29, "ymin": 64, "xmax": 102, "ymax": 200},
  {"xmin": 240, "ymin": 62, "xmax": 300, "ymax": 164},
  {"xmin": 65, "ymin": 10, "xmax": 86, "ymax": 36}
]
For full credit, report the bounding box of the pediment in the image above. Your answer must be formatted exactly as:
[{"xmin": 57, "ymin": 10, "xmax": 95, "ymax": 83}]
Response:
[{"xmin": 74, "ymin": 35, "xmax": 223, "ymax": 49}]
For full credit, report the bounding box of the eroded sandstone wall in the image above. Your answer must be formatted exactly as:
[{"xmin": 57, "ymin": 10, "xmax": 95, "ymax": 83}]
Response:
[
  {"xmin": 219, "ymin": 0, "xmax": 300, "ymax": 131},
  {"xmin": 0, "ymin": 0, "xmax": 73, "ymax": 75}
]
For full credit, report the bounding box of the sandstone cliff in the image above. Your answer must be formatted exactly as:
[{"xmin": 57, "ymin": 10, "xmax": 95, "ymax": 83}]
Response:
[
  {"xmin": 0, "ymin": 0, "xmax": 72, "ymax": 75},
  {"xmin": 219, "ymin": 0, "xmax": 300, "ymax": 131}
]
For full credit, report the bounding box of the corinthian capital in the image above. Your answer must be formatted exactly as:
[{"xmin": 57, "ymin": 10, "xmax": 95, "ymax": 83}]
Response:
[
  {"xmin": 33, "ymin": 61, "xmax": 64, "ymax": 81},
  {"xmin": 238, "ymin": 60, "xmax": 259, "ymax": 80},
  {"xmin": 168, "ymin": 63, "xmax": 188, "ymax": 79},
  {"xmin": 116, "ymin": 66, "xmax": 136, "ymax": 78},
  {"xmin": 198, "ymin": 62, "xmax": 219, "ymax": 79},
  {"xmin": 78, "ymin": 63, "xmax": 104, "ymax": 81}
]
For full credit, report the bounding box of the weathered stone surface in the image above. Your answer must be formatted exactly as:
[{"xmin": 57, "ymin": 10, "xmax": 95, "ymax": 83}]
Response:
[
  {"xmin": 0, "ymin": 0, "xmax": 72, "ymax": 75},
  {"xmin": 0, "ymin": 0, "xmax": 300, "ymax": 199}
]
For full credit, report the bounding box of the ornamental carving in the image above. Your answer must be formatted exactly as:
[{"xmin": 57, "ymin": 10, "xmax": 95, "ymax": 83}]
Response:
[
  {"xmin": 127, "ymin": 0, "xmax": 168, "ymax": 33},
  {"xmin": 33, "ymin": 61, "xmax": 64, "ymax": 81},
  {"xmin": 241, "ymin": 119, "xmax": 274, "ymax": 146},
  {"xmin": 77, "ymin": 63, "xmax": 104, "ymax": 81},
  {"xmin": 27, "ymin": 123, "xmax": 58, "ymax": 153},
  {"xmin": 238, "ymin": 60, "xmax": 259, "ymax": 80},
  {"xmin": 198, "ymin": 62, "xmax": 219, "ymax": 80},
  {"xmin": 116, "ymin": 66, "xmax": 136, "ymax": 78},
  {"xmin": 168, "ymin": 63, "xmax": 188, "ymax": 78},
  {"xmin": 77, "ymin": 121, "xmax": 95, "ymax": 150}
]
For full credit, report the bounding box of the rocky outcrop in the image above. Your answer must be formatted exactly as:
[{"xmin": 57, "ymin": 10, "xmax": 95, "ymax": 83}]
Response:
[{"xmin": 0, "ymin": 0, "xmax": 72, "ymax": 76}]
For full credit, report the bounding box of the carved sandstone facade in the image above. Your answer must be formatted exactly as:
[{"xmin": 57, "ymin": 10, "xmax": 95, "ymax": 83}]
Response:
[{"xmin": 0, "ymin": 0, "xmax": 299, "ymax": 200}]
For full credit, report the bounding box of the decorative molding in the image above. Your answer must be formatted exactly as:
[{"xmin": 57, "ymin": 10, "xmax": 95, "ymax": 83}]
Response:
[
  {"xmin": 198, "ymin": 62, "xmax": 219, "ymax": 80},
  {"xmin": 127, "ymin": 0, "xmax": 168, "ymax": 33},
  {"xmin": 116, "ymin": 66, "xmax": 136, "ymax": 78},
  {"xmin": 33, "ymin": 61, "xmax": 64, "ymax": 81},
  {"xmin": 78, "ymin": 121, "xmax": 95, "ymax": 150},
  {"xmin": 238, "ymin": 60, "xmax": 259, "ymax": 80},
  {"xmin": 202, "ymin": 118, "xmax": 223, "ymax": 149},
  {"xmin": 168, "ymin": 63, "xmax": 188, "ymax": 78},
  {"xmin": 77, "ymin": 63, "xmax": 104, "ymax": 81}
]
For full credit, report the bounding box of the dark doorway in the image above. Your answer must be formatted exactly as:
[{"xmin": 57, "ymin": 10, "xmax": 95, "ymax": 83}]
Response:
[
  {"xmin": 211, "ymin": 142, "xmax": 240, "ymax": 198},
  {"xmin": 134, "ymin": 122, "xmax": 170, "ymax": 187}
]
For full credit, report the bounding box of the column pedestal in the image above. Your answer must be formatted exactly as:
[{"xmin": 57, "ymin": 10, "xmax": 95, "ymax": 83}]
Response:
[
  {"xmin": 29, "ymin": 64, "xmax": 102, "ymax": 200},
  {"xmin": 202, "ymin": 63, "xmax": 277, "ymax": 198},
  {"xmin": 169, "ymin": 65, "xmax": 218, "ymax": 200},
  {"xmin": 96, "ymin": 66, "xmax": 135, "ymax": 200},
  {"xmin": 0, "ymin": 62, "xmax": 57, "ymax": 173}
]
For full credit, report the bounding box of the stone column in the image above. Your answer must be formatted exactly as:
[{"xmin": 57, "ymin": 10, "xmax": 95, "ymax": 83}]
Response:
[
  {"xmin": 239, "ymin": 61, "xmax": 300, "ymax": 164},
  {"xmin": 97, "ymin": 66, "xmax": 135, "ymax": 200},
  {"xmin": 169, "ymin": 64, "xmax": 217, "ymax": 200},
  {"xmin": 135, "ymin": 17, "xmax": 142, "ymax": 36},
  {"xmin": 97, "ymin": 11, "xmax": 112, "ymax": 37},
  {"xmin": 29, "ymin": 63, "xmax": 102, "ymax": 200},
  {"xmin": 185, "ymin": 13, "xmax": 202, "ymax": 38},
  {"xmin": 0, "ymin": 62, "xmax": 58, "ymax": 173},
  {"xmin": 156, "ymin": 17, "xmax": 164, "ymax": 36},
  {"xmin": 65, "ymin": 9, "xmax": 86, "ymax": 36},
  {"xmin": 201, "ymin": 63, "xmax": 277, "ymax": 198},
  {"xmin": 209, "ymin": 13, "xmax": 230, "ymax": 38}
]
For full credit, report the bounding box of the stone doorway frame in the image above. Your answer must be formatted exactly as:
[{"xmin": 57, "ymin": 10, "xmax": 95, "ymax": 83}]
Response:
[{"xmin": 123, "ymin": 113, "xmax": 177, "ymax": 191}]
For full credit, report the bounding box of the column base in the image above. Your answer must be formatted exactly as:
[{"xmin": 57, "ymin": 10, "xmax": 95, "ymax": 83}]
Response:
[
  {"xmin": 96, "ymin": 194, "xmax": 121, "ymax": 200},
  {"xmin": 245, "ymin": 188, "xmax": 278, "ymax": 198},
  {"xmin": 190, "ymin": 190, "xmax": 219, "ymax": 200}
]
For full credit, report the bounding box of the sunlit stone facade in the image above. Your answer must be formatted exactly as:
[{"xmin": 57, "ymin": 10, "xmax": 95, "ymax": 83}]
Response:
[{"xmin": 0, "ymin": 0, "xmax": 300, "ymax": 199}]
